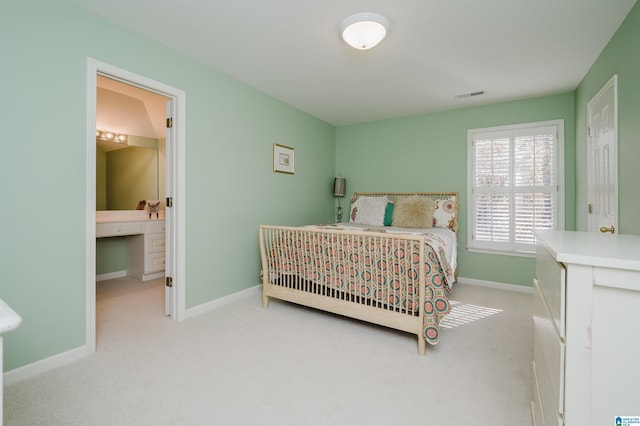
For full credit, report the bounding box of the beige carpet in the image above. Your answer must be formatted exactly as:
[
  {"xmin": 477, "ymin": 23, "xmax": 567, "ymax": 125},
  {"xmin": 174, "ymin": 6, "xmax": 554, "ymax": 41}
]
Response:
[{"xmin": 5, "ymin": 278, "xmax": 533, "ymax": 425}]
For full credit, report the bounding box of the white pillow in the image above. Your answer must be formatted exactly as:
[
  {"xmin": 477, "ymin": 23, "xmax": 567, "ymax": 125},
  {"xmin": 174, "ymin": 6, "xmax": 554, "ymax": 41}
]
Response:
[
  {"xmin": 433, "ymin": 196, "xmax": 457, "ymax": 229},
  {"xmin": 349, "ymin": 196, "xmax": 389, "ymax": 226}
]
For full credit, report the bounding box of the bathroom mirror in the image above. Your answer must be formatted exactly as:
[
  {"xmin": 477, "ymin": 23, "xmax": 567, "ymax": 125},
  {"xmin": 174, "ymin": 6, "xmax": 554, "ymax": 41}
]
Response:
[{"xmin": 96, "ymin": 137, "xmax": 165, "ymax": 210}]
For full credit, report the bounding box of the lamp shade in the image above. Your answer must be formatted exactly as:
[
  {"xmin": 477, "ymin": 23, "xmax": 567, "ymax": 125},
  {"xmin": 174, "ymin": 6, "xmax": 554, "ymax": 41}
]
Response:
[
  {"xmin": 340, "ymin": 13, "xmax": 389, "ymax": 50},
  {"xmin": 333, "ymin": 177, "xmax": 346, "ymax": 197}
]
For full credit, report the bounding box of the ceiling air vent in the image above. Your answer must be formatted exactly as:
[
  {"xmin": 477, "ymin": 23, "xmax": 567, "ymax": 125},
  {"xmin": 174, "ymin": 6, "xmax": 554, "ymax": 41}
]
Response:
[{"xmin": 455, "ymin": 90, "xmax": 485, "ymax": 99}]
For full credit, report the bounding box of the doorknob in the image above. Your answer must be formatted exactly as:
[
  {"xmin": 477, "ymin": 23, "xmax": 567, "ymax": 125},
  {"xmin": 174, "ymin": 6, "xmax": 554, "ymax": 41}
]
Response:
[{"xmin": 600, "ymin": 225, "xmax": 615, "ymax": 234}]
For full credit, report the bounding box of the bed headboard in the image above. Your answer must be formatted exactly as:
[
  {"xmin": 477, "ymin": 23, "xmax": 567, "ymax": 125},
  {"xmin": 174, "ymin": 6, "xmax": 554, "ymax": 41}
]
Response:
[{"xmin": 351, "ymin": 192, "xmax": 459, "ymax": 232}]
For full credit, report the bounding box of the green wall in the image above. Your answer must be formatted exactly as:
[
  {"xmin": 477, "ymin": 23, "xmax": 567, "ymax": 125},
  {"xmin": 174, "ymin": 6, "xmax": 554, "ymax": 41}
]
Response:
[
  {"xmin": 0, "ymin": 0, "xmax": 335, "ymax": 371},
  {"xmin": 575, "ymin": 1, "xmax": 640, "ymax": 234},
  {"xmin": 335, "ymin": 93, "xmax": 576, "ymax": 287},
  {"xmin": 96, "ymin": 238, "xmax": 128, "ymax": 276}
]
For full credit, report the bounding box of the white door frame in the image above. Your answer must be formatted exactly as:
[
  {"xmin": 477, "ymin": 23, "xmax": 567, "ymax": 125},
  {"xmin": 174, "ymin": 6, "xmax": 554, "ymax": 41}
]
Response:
[{"xmin": 85, "ymin": 58, "xmax": 186, "ymax": 353}]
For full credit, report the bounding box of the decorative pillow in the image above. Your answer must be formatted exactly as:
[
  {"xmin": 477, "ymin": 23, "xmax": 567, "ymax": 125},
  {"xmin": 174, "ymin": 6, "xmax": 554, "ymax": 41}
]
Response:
[
  {"xmin": 391, "ymin": 196, "xmax": 434, "ymax": 228},
  {"xmin": 349, "ymin": 196, "xmax": 389, "ymax": 226},
  {"xmin": 433, "ymin": 196, "xmax": 457, "ymax": 229},
  {"xmin": 383, "ymin": 202, "xmax": 394, "ymax": 226}
]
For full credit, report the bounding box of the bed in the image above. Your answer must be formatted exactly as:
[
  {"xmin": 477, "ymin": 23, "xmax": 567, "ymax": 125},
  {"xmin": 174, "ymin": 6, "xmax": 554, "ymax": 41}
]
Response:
[{"xmin": 259, "ymin": 192, "xmax": 458, "ymax": 355}]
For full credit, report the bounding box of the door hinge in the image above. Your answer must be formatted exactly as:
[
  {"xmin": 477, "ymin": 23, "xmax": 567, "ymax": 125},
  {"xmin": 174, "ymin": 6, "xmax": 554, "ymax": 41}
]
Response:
[
  {"xmin": 165, "ymin": 276, "xmax": 173, "ymax": 288},
  {"xmin": 166, "ymin": 197, "xmax": 173, "ymax": 208},
  {"xmin": 588, "ymin": 203, "xmax": 593, "ymax": 214},
  {"xmin": 166, "ymin": 117, "xmax": 173, "ymax": 128},
  {"xmin": 588, "ymin": 126, "xmax": 592, "ymax": 137}
]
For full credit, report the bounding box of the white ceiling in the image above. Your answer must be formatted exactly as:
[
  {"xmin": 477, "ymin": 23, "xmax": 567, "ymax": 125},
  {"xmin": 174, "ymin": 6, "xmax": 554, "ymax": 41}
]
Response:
[{"xmin": 72, "ymin": 0, "xmax": 636, "ymax": 126}]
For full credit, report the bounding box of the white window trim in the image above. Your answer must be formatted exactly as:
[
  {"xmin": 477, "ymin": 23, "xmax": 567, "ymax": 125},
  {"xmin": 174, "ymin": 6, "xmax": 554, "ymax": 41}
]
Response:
[{"xmin": 467, "ymin": 119, "xmax": 565, "ymax": 256}]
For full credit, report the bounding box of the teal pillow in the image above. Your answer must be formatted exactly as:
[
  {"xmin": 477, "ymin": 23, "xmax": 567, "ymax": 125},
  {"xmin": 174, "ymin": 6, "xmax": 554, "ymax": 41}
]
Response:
[{"xmin": 383, "ymin": 202, "xmax": 394, "ymax": 226}]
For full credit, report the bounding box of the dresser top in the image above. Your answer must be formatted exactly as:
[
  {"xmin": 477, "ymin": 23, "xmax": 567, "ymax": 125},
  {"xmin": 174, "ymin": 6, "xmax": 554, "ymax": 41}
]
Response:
[
  {"xmin": 0, "ymin": 298, "xmax": 22, "ymax": 335},
  {"xmin": 537, "ymin": 230, "xmax": 640, "ymax": 271}
]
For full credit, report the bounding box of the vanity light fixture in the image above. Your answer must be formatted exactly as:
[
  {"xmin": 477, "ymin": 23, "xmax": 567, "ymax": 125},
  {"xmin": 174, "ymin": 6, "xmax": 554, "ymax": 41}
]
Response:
[
  {"xmin": 96, "ymin": 129, "xmax": 128, "ymax": 144},
  {"xmin": 340, "ymin": 12, "xmax": 389, "ymax": 50}
]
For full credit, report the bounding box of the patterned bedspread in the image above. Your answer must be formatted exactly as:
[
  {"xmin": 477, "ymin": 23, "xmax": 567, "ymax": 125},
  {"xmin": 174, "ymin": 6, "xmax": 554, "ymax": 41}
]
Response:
[{"xmin": 266, "ymin": 224, "xmax": 456, "ymax": 344}]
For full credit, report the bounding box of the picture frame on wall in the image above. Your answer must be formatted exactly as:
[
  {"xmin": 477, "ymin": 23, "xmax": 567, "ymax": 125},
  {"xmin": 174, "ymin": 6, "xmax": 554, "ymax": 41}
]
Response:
[{"xmin": 273, "ymin": 144, "xmax": 295, "ymax": 174}]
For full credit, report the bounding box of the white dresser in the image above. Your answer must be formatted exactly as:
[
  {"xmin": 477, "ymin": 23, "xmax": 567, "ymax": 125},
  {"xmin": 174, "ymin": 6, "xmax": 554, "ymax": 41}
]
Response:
[
  {"xmin": 1, "ymin": 298, "xmax": 22, "ymax": 426},
  {"xmin": 533, "ymin": 230, "xmax": 640, "ymax": 426}
]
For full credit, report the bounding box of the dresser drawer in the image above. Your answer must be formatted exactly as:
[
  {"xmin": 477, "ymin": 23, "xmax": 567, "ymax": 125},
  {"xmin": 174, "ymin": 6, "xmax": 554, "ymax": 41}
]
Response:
[
  {"xmin": 96, "ymin": 221, "xmax": 144, "ymax": 238},
  {"xmin": 145, "ymin": 232, "xmax": 165, "ymax": 253},
  {"xmin": 145, "ymin": 252, "xmax": 165, "ymax": 273},
  {"xmin": 531, "ymin": 361, "xmax": 564, "ymax": 426},
  {"xmin": 535, "ymin": 245, "xmax": 566, "ymax": 338},
  {"xmin": 531, "ymin": 361, "xmax": 545, "ymax": 426},
  {"xmin": 533, "ymin": 278, "xmax": 565, "ymax": 415}
]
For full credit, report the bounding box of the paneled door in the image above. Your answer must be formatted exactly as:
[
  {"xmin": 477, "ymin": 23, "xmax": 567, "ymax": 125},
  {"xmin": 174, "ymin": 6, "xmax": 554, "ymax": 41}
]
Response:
[{"xmin": 587, "ymin": 75, "xmax": 618, "ymax": 234}]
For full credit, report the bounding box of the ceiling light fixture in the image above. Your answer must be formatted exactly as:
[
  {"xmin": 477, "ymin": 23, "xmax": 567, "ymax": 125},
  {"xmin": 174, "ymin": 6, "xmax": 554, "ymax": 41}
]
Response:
[{"xmin": 340, "ymin": 13, "xmax": 389, "ymax": 50}]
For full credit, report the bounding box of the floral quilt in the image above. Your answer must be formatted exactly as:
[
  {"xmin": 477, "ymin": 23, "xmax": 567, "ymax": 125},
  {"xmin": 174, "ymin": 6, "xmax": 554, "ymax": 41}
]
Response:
[{"xmin": 266, "ymin": 225, "xmax": 456, "ymax": 344}]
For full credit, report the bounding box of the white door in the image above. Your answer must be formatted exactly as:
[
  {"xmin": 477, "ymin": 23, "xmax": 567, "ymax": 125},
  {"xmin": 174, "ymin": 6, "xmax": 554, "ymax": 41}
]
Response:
[
  {"xmin": 165, "ymin": 99, "xmax": 175, "ymax": 317},
  {"xmin": 587, "ymin": 75, "xmax": 618, "ymax": 234}
]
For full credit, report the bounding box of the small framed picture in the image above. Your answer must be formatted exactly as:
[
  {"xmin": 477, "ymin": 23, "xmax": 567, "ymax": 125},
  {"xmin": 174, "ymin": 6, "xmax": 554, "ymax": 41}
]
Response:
[{"xmin": 273, "ymin": 144, "xmax": 294, "ymax": 174}]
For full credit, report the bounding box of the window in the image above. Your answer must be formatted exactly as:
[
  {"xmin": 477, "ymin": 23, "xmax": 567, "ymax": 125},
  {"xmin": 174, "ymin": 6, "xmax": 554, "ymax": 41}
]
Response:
[{"xmin": 467, "ymin": 120, "xmax": 564, "ymax": 255}]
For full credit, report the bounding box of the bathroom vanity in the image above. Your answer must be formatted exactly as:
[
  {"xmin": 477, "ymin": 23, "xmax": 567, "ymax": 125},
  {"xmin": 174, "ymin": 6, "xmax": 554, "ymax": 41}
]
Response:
[{"xmin": 96, "ymin": 210, "xmax": 165, "ymax": 281}]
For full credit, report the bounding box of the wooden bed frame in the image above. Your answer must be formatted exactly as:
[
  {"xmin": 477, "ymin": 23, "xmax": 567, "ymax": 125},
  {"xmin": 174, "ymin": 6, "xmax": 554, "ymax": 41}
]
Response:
[{"xmin": 259, "ymin": 192, "xmax": 458, "ymax": 355}]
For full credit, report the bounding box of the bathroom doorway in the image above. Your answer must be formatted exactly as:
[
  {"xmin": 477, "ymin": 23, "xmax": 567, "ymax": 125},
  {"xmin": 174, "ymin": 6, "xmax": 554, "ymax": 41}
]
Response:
[
  {"xmin": 95, "ymin": 75, "xmax": 169, "ymax": 340},
  {"xmin": 86, "ymin": 59, "xmax": 186, "ymax": 353}
]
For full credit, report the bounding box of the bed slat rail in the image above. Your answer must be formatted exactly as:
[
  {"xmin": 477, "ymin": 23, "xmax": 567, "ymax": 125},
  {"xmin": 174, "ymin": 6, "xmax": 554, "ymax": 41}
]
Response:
[{"xmin": 259, "ymin": 225, "xmax": 428, "ymax": 354}]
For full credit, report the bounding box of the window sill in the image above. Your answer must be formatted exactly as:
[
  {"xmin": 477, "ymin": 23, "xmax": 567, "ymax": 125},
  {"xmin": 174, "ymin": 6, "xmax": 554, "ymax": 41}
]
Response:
[{"xmin": 466, "ymin": 247, "xmax": 536, "ymax": 258}]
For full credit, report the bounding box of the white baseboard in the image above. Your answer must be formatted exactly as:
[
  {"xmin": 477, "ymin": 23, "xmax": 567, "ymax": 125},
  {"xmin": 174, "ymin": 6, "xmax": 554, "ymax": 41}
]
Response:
[
  {"xmin": 96, "ymin": 270, "xmax": 127, "ymax": 282},
  {"xmin": 142, "ymin": 272, "xmax": 164, "ymax": 282},
  {"xmin": 97, "ymin": 271, "xmax": 164, "ymax": 282},
  {"xmin": 457, "ymin": 276, "xmax": 533, "ymax": 293},
  {"xmin": 185, "ymin": 285, "xmax": 262, "ymax": 319},
  {"xmin": 3, "ymin": 345, "xmax": 91, "ymax": 385}
]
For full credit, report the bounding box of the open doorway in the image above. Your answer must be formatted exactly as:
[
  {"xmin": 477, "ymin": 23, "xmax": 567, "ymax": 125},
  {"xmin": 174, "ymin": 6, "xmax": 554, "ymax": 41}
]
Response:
[
  {"xmin": 86, "ymin": 59, "xmax": 186, "ymax": 353},
  {"xmin": 95, "ymin": 76, "xmax": 169, "ymax": 339}
]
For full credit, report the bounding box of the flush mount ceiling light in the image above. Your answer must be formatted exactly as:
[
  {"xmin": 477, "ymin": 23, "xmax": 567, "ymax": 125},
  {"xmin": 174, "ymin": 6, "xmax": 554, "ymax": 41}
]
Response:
[{"xmin": 340, "ymin": 12, "xmax": 389, "ymax": 50}]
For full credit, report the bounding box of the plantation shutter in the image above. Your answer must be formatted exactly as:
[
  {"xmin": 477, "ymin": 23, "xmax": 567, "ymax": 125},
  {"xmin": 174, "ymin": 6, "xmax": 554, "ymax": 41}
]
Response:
[{"xmin": 470, "ymin": 123, "xmax": 560, "ymax": 254}]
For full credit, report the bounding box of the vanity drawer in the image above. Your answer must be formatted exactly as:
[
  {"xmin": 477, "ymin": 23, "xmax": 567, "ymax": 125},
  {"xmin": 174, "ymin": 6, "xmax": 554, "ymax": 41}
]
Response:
[
  {"xmin": 145, "ymin": 221, "xmax": 165, "ymax": 234},
  {"xmin": 145, "ymin": 252, "xmax": 165, "ymax": 274},
  {"xmin": 145, "ymin": 233, "xmax": 165, "ymax": 253},
  {"xmin": 533, "ymin": 278, "xmax": 565, "ymax": 415},
  {"xmin": 96, "ymin": 222, "xmax": 144, "ymax": 238},
  {"xmin": 535, "ymin": 245, "xmax": 566, "ymax": 338}
]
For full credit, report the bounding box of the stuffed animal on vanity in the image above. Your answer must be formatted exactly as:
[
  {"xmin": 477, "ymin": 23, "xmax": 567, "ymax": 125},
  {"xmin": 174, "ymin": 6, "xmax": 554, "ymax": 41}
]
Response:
[{"xmin": 146, "ymin": 200, "xmax": 161, "ymax": 219}]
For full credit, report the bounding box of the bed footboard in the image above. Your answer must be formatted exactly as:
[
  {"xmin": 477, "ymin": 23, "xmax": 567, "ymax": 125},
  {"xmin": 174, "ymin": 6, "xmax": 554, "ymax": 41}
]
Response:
[{"xmin": 259, "ymin": 225, "xmax": 430, "ymax": 354}]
